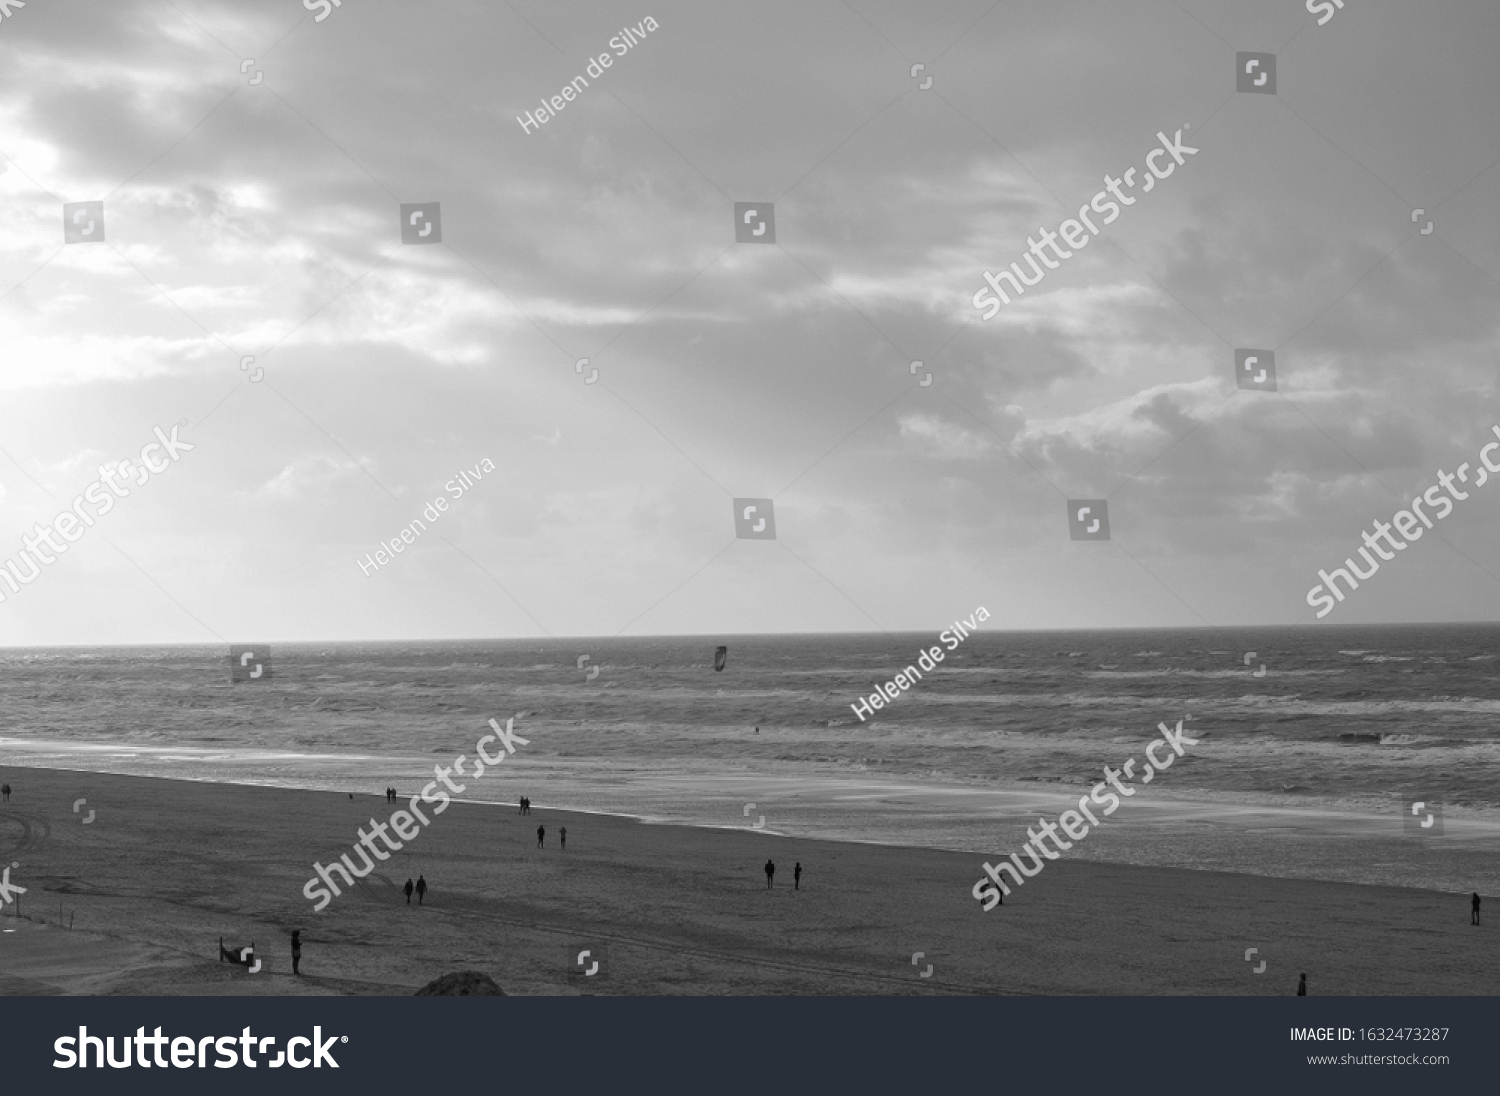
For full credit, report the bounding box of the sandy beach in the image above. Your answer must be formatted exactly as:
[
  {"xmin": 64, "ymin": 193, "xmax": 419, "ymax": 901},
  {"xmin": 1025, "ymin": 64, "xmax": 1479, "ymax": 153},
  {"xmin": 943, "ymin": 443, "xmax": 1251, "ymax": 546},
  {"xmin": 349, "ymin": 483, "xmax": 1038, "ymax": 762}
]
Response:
[{"xmin": 0, "ymin": 766, "xmax": 1493, "ymax": 996}]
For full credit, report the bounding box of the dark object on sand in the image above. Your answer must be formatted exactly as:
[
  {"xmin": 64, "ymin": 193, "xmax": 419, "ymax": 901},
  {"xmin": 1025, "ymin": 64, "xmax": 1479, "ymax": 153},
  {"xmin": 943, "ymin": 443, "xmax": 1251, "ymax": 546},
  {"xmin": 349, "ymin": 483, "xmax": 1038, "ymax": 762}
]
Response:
[
  {"xmin": 219, "ymin": 937, "xmax": 255, "ymax": 968},
  {"xmin": 714, "ymin": 645, "xmax": 727, "ymax": 671},
  {"xmin": 1297, "ymin": 972, "xmax": 1307, "ymax": 996},
  {"xmin": 414, "ymin": 971, "xmax": 506, "ymax": 996},
  {"xmin": 291, "ymin": 930, "xmax": 302, "ymax": 975}
]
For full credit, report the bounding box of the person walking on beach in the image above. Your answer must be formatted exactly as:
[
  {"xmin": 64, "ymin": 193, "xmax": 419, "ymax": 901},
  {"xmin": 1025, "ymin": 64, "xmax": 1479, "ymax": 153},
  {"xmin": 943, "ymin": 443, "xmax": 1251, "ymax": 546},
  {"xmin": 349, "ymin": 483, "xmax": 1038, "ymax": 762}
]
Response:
[
  {"xmin": 290, "ymin": 930, "xmax": 302, "ymax": 975},
  {"xmin": 415, "ymin": 875, "xmax": 427, "ymax": 905},
  {"xmin": 794, "ymin": 862, "xmax": 801, "ymax": 890},
  {"xmin": 2, "ymin": 784, "xmax": 9, "ymax": 801},
  {"xmin": 1473, "ymin": 892, "xmax": 1481, "ymax": 925},
  {"xmin": 1296, "ymin": 973, "xmax": 1307, "ymax": 996},
  {"xmin": 765, "ymin": 859, "xmax": 775, "ymax": 888},
  {"xmin": 560, "ymin": 826, "xmax": 567, "ymax": 849},
  {"xmin": 404, "ymin": 878, "xmax": 414, "ymax": 905},
  {"xmin": 537, "ymin": 825, "xmax": 546, "ymax": 848}
]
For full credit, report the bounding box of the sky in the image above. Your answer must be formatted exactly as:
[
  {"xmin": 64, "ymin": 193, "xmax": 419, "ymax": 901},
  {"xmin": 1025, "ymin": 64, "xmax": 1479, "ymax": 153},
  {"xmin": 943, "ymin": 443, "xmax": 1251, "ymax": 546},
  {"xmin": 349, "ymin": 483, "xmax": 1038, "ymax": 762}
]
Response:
[{"xmin": 0, "ymin": 0, "xmax": 1498, "ymax": 645}]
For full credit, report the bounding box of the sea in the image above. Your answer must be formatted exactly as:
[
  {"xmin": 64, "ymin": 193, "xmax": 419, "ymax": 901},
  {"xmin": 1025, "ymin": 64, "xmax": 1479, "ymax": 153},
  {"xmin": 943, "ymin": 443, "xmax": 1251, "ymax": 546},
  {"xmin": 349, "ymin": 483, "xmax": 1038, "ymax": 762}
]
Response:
[{"xmin": 2, "ymin": 622, "xmax": 1499, "ymax": 894}]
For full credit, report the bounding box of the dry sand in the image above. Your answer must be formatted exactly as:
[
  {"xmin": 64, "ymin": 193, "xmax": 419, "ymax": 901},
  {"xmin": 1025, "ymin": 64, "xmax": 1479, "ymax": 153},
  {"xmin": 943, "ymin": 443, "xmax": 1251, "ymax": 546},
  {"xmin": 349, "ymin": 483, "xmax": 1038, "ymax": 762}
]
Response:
[{"xmin": 0, "ymin": 767, "xmax": 1492, "ymax": 995}]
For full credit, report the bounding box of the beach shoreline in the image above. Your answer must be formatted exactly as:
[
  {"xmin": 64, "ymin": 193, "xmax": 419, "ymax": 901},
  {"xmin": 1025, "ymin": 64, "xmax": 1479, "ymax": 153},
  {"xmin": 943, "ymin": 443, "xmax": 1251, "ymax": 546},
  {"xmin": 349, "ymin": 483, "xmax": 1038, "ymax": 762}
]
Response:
[{"xmin": 0, "ymin": 764, "xmax": 1493, "ymax": 996}]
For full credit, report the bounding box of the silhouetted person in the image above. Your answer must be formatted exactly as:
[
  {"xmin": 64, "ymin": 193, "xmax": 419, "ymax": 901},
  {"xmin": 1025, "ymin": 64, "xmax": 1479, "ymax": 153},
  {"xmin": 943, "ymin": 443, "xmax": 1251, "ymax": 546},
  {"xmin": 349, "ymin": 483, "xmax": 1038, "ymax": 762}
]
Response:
[
  {"xmin": 2, "ymin": 784, "xmax": 9, "ymax": 801},
  {"xmin": 755, "ymin": 727, "xmax": 759, "ymax": 734},
  {"xmin": 1297, "ymin": 973, "xmax": 1307, "ymax": 996},
  {"xmin": 794, "ymin": 862, "xmax": 801, "ymax": 890},
  {"xmin": 765, "ymin": 859, "xmax": 775, "ymax": 888},
  {"xmin": 290, "ymin": 930, "xmax": 302, "ymax": 975},
  {"xmin": 537, "ymin": 825, "xmax": 546, "ymax": 847},
  {"xmin": 1473, "ymin": 892, "xmax": 1481, "ymax": 925},
  {"xmin": 560, "ymin": 826, "xmax": 567, "ymax": 849},
  {"xmin": 404, "ymin": 878, "xmax": 414, "ymax": 905},
  {"xmin": 415, "ymin": 875, "xmax": 427, "ymax": 905},
  {"xmin": 518, "ymin": 798, "xmax": 524, "ymax": 814}
]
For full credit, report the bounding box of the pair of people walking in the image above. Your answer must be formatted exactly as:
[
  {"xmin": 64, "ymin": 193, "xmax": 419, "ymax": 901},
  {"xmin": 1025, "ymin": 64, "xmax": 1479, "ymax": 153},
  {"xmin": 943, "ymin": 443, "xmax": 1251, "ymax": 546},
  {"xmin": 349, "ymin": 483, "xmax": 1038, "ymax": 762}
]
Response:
[
  {"xmin": 1, "ymin": 783, "xmax": 10, "ymax": 801},
  {"xmin": 519, "ymin": 797, "xmax": 532, "ymax": 814},
  {"xmin": 403, "ymin": 875, "xmax": 427, "ymax": 905},
  {"xmin": 536, "ymin": 824, "xmax": 567, "ymax": 848},
  {"xmin": 384, "ymin": 786, "xmax": 399, "ymax": 803},
  {"xmin": 763, "ymin": 860, "xmax": 802, "ymax": 889}
]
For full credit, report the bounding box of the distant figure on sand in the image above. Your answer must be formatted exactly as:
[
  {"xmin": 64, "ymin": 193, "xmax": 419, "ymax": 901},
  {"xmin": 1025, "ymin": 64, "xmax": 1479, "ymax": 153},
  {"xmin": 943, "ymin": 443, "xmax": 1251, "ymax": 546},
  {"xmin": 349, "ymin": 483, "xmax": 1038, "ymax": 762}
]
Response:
[
  {"xmin": 404, "ymin": 878, "xmax": 414, "ymax": 905},
  {"xmin": 1297, "ymin": 973, "xmax": 1307, "ymax": 996},
  {"xmin": 537, "ymin": 825, "xmax": 546, "ymax": 847},
  {"xmin": 765, "ymin": 859, "xmax": 775, "ymax": 888},
  {"xmin": 1, "ymin": 784, "xmax": 9, "ymax": 801},
  {"xmin": 560, "ymin": 826, "xmax": 567, "ymax": 849},
  {"xmin": 1473, "ymin": 892, "xmax": 1481, "ymax": 925},
  {"xmin": 794, "ymin": 862, "xmax": 801, "ymax": 890},
  {"xmin": 290, "ymin": 930, "xmax": 302, "ymax": 975},
  {"xmin": 415, "ymin": 875, "xmax": 427, "ymax": 905}
]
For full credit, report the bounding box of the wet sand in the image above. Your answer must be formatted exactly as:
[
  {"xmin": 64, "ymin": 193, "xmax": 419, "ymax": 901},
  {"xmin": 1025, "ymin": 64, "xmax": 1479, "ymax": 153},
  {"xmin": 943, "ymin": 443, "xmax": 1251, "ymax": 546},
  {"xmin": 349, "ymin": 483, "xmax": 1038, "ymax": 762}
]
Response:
[{"xmin": 0, "ymin": 766, "xmax": 1493, "ymax": 995}]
